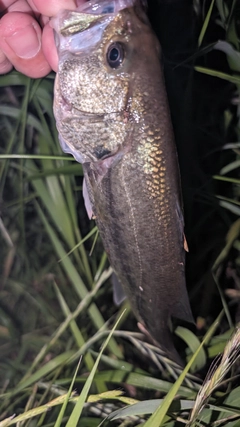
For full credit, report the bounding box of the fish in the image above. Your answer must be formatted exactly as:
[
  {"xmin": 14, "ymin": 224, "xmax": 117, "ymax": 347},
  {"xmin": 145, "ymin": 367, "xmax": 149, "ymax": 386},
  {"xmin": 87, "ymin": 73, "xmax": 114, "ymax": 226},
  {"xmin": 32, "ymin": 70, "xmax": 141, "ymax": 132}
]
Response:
[{"xmin": 52, "ymin": 0, "xmax": 193, "ymax": 363}]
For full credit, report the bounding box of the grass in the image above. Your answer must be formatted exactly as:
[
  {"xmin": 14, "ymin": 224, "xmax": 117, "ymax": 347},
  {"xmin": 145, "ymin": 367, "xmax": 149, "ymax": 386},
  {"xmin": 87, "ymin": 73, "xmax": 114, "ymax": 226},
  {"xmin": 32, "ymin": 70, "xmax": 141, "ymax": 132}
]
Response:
[{"xmin": 1, "ymin": 0, "xmax": 240, "ymax": 426}]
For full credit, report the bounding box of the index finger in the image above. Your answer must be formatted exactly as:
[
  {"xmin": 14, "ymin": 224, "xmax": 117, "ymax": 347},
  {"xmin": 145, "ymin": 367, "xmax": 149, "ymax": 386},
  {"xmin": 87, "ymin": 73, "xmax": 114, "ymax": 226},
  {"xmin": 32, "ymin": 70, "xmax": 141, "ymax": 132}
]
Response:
[{"xmin": 27, "ymin": 0, "xmax": 76, "ymax": 16}]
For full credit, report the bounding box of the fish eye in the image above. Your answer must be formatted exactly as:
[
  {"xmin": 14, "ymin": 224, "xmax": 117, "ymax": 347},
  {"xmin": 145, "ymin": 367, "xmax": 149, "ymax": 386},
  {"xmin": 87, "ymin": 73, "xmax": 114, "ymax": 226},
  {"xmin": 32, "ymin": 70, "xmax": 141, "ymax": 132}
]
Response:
[{"xmin": 107, "ymin": 42, "xmax": 124, "ymax": 69}]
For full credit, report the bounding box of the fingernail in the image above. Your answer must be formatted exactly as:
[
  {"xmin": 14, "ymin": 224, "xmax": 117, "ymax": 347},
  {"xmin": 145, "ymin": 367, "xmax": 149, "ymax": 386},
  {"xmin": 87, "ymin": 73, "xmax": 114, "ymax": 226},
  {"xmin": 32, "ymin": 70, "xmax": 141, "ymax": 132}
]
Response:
[{"xmin": 4, "ymin": 24, "xmax": 41, "ymax": 59}]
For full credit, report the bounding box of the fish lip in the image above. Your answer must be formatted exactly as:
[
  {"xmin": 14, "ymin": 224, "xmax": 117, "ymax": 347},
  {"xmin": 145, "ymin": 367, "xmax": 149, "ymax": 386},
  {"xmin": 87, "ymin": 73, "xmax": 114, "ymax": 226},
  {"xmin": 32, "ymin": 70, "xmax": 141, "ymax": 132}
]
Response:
[
  {"xmin": 58, "ymin": 95, "xmax": 124, "ymax": 121},
  {"xmin": 70, "ymin": 107, "xmax": 122, "ymax": 118}
]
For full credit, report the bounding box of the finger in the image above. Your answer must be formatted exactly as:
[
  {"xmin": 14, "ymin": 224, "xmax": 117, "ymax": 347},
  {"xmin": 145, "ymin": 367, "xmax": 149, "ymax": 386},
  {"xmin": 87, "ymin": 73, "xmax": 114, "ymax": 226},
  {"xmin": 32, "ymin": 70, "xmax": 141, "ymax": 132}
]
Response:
[
  {"xmin": 42, "ymin": 22, "xmax": 58, "ymax": 72},
  {"xmin": 0, "ymin": 1, "xmax": 33, "ymax": 74},
  {"xmin": 0, "ymin": 12, "xmax": 51, "ymax": 77},
  {"xmin": 0, "ymin": 49, "xmax": 13, "ymax": 73},
  {"xmin": 27, "ymin": 0, "xmax": 77, "ymax": 17},
  {"xmin": 0, "ymin": 0, "xmax": 33, "ymax": 14}
]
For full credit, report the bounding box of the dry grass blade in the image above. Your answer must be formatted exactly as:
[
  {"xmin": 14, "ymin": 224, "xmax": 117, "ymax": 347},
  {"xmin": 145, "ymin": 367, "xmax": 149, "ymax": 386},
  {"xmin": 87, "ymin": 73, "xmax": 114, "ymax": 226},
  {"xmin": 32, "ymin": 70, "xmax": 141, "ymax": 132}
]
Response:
[
  {"xmin": 0, "ymin": 393, "xmax": 77, "ymax": 427},
  {"xmin": 112, "ymin": 331, "xmax": 200, "ymax": 389},
  {"xmin": 188, "ymin": 327, "xmax": 240, "ymax": 427}
]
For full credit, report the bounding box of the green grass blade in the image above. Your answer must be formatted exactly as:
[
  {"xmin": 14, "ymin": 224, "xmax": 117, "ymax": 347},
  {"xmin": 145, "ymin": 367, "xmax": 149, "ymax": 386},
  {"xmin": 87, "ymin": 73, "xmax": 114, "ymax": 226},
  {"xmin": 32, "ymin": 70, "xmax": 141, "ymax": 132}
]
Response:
[
  {"xmin": 220, "ymin": 160, "xmax": 240, "ymax": 175},
  {"xmin": 53, "ymin": 281, "xmax": 95, "ymax": 372},
  {"xmin": 54, "ymin": 358, "xmax": 81, "ymax": 427},
  {"xmin": 0, "ymin": 154, "xmax": 73, "ymax": 160},
  {"xmin": 67, "ymin": 370, "xmax": 196, "ymax": 398},
  {"xmin": 58, "ymin": 226, "xmax": 98, "ymax": 262},
  {"xmin": 35, "ymin": 202, "xmax": 122, "ymax": 358},
  {"xmin": 195, "ymin": 66, "xmax": 240, "ymax": 84},
  {"xmin": 22, "ymin": 268, "xmax": 112, "ymax": 377},
  {"xmin": 213, "ymin": 175, "xmax": 240, "ymax": 185},
  {"xmin": 14, "ymin": 351, "xmax": 75, "ymax": 395},
  {"xmin": 198, "ymin": 0, "xmax": 215, "ymax": 46},
  {"xmin": 0, "ymin": 106, "xmax": 42, "ymax": 134},
  {"xmin": 143, "ymin": 312, "xmax": 223, "ymax": 427},
  {"xmin": 108, "ymin": 399, "xmax": 196, "ymax": 421},
  {"xmin": 175, "ymin": 327, "xmax": 206, "ymax": 371},
  {"xmin": 0, "ymin": 70, "xmax": 30, "ymax": 86},
  {"xmin": 66, "ymin": 310, "xmax": 125, "ymax": 427}
]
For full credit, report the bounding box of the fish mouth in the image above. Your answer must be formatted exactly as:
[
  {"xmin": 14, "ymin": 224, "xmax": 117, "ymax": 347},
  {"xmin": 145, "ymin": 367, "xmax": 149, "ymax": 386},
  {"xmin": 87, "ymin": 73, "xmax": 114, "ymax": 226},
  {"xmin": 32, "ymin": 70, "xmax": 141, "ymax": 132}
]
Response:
[
  {"xmin": 57, "ymin": 95, "xmax": 124, "ymax": 123},
  {"xmin": 51, "ymin": 0, "xmax": 137, "ymax": 39},
  {"xmin": 69, "ymin": 108, "xmax": 123, "ymax": 120}
]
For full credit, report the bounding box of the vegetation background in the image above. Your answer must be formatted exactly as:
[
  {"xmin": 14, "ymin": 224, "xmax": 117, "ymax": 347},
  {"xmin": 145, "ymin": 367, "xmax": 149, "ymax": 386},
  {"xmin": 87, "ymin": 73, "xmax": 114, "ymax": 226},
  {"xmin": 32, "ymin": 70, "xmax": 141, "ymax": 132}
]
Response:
[{"xmin": 0, "ymin": 0, "xmax": 240, "ymax": 425}]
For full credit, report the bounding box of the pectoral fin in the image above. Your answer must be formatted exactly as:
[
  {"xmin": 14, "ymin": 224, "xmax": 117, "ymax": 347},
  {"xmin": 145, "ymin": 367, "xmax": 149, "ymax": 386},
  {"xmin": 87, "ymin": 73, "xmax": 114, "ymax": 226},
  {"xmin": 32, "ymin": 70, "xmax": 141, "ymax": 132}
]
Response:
[
  {"xmin": 83, "ymin": 178, "xmax": 93, "ymax": 219},
  {"xmin": 112, "ymin": 272, "xmax": 126, "ymax": 306},
  {"xmin": 176, "ymin": 202, "xmax": 189, "ymax": 252},
  {"xmin": 184, "ymin": 234, "xmax": 189, "ymax": 252}
]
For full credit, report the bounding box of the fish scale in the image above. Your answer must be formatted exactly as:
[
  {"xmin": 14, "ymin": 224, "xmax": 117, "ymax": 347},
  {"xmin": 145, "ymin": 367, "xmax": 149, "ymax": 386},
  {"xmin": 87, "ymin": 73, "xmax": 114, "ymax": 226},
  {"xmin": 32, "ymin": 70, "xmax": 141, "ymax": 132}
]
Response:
[{"xmin": 52, "ymin": 0, "xmax": 194, "ymax": 363}]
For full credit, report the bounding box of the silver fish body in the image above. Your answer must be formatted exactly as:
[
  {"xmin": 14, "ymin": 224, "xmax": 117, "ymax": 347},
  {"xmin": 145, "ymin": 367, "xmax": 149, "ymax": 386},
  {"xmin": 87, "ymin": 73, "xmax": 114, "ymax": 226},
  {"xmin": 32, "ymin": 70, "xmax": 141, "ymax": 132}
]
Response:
[{"xmin": 52, "ymin": 0, "xmax": 193, "ymax": 362}]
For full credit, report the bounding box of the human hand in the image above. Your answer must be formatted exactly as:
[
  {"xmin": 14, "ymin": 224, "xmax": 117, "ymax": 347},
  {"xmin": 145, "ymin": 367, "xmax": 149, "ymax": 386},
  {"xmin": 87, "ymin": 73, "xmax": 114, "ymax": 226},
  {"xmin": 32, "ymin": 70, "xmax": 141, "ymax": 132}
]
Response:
[{"xmin": 0, "ymin": 1, "xmax": 85, "ymax": 78}]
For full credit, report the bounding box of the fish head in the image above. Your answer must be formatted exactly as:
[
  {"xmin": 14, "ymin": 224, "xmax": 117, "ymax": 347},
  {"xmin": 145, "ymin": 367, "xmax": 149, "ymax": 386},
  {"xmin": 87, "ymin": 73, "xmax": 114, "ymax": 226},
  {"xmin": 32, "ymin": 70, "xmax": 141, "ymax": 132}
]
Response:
[{"xmin": 52, "ymin": 0, "xmax": 160, "ymax": 163}]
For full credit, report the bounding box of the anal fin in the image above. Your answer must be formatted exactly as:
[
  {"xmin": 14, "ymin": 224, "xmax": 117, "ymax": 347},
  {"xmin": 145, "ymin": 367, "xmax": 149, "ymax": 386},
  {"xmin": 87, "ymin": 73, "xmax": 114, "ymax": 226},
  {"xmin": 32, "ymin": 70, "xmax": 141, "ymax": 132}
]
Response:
[
  {"xmin": 82, "ymin": 177, "xmax": 94, "ymax": 219},
  {"xmin": 112, "ymin": 272, "xmax": 126, "ymax": 306},
  {"xmin": 173, "ymin": 289, "xmax": 194, "ymax": 325}
]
